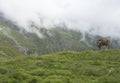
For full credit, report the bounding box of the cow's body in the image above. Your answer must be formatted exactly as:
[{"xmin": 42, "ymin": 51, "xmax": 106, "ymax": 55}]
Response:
[{"xmin": 97, "ymin": 38, "xmax": 110, "ymax": 50}]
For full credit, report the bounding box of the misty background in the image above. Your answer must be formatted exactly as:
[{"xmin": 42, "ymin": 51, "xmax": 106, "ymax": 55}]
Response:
[{"xmin": 0, "ymin": 0, "xmax": 120, "ymax": 39}]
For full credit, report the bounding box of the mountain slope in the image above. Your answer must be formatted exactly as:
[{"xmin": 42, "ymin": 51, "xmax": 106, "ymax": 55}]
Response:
[
  {"xmin": 0, "ymin": 38, "xmax": 22, "ymax": 58},
  {"xmin": 0, "ymin": 21, "xmax": 91, "ymax": 55},
  {"xmin": 0, "ymin": 14, "xmax": 120, "ymax": 55},
  {"xmin": 0, "ymin": 30, "xmax": 22, "ymax": 58},
  {"xmin": 0, "ymin": 50, "xmax": 120, "ymax": 83},
  {"xmin": 0, "ymin": 13, "xmax": 93, "ymax": 55}
]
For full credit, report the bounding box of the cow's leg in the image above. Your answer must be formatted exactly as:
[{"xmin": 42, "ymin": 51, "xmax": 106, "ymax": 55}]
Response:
[
  {"xmin": 106, "ymin": 47, "xmax": 108, "ymax": 50},
  {"xmin": 99, "ymin": 46, "xmax": 101, "ymax": 50},
  {"xmin": 106, "ymin": 45, "xmax": 109, "ymax": 50},
  {"xmin": 107, "ymin": 45, "xmax": 110, "ymax": 50}
]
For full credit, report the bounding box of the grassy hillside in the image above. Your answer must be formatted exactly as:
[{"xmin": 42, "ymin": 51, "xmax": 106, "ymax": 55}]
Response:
[
  {"xmin": 0, "ymin": 25, "xmax": 23, "ymax": 57},
  {"xmin": 0, "ymin": 50, "xmax": 120, "ymax": 83},
  {"xmin": 0, "ymin": 22, "xmax": 91, "ymax": 55}
]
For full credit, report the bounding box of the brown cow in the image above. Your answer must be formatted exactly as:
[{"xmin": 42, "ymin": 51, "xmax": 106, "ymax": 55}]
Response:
[{"xmin": 97, "ymin": 38, "xmax": 110, "ymax": 50}]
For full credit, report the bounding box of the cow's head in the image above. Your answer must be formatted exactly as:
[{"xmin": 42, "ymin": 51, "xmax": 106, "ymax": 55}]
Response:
[{"xmin": 97, "ymin": 40, "xmax": 102, "ymax": 47}]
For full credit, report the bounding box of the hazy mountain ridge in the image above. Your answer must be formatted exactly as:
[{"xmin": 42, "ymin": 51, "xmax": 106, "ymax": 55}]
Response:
[
  {"xmin": 0, "ymin": 23, "xmax": 91, "ymax": 55},
  {"xmin": 0, "ymin": 14, "xmax": 120, "ymax": 55},
  {"xmin": 0, "ymin": 13, "xmax": 90, "ymax": 55}
]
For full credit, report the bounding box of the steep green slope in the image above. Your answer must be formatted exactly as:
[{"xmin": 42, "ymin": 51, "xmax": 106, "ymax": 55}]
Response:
[
  {"xmin": 0, "ymin": 50, "xmax": 120, "ymax": 83},
  {"xmin": 0, "ymin": 22, "xmax": 91, "ymax": 55},
  {"xmin": 0, "ymin": 38, "xmax": 22, "ymax": 58},
  {"xmin": 0, "ymin": 25, "xmax": 23, "ymax": 58}
]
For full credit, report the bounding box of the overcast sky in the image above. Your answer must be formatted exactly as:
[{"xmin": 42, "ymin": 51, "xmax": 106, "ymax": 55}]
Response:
[{"xmin": 0, "ymin": 0, "xmax": 120, "ymax": 38}]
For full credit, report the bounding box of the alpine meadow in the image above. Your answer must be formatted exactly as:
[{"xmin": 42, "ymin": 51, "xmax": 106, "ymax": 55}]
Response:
[{"xmin": 0, "ymin": 0, "xmax": 120, "ymax": 83}]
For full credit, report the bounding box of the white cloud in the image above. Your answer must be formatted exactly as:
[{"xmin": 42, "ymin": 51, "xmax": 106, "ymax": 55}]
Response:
[{"xmin": 0, "ymin": 0, "xmax": 120, "ymax": 38}]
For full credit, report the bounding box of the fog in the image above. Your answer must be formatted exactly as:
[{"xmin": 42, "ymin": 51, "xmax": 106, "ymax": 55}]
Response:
[{"xmin": 0, "ymin": 0, "xmax": 120, "ymax": 38}]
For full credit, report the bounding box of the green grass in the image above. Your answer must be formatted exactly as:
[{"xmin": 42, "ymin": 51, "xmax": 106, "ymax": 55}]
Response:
[{"xmin": 0, "ymin": 50, "xmax": 120, "ymax": 83}]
